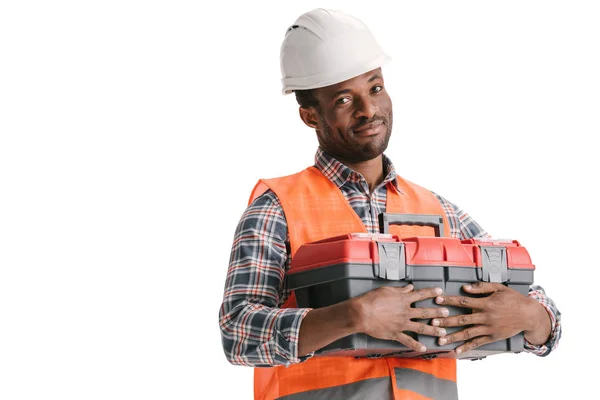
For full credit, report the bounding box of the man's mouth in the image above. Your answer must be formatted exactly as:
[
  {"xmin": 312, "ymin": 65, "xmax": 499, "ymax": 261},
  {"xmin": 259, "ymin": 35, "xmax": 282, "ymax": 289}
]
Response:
[{"xmin": 353, "ymin": 120, "xmax": 385, "ymax": 136}]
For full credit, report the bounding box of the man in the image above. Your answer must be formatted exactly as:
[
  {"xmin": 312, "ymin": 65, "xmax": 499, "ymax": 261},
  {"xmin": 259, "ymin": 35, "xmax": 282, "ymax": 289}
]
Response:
[{"xmin": 219, "ymin": 8, "xmax": 561, "ymax": 400}]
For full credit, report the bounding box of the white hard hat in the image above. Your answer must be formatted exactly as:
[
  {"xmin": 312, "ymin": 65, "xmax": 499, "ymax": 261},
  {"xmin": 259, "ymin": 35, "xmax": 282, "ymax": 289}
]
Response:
[{"xmin": 280, "ymin": 8, "xmax": 391, "ymax": 95}]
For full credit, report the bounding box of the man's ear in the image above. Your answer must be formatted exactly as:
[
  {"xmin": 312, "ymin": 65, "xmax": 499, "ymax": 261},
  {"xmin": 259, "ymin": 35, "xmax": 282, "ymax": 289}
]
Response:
[{"xmin": 299, "ymin": 107, "xmax": 319, "ymax": 129}]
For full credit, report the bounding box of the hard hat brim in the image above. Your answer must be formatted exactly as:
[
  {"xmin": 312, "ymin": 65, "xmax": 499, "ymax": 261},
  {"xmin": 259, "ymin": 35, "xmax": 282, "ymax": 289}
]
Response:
[{"xmin": 282, "ymin": 54, "xmax": 392, "ymax": 95}]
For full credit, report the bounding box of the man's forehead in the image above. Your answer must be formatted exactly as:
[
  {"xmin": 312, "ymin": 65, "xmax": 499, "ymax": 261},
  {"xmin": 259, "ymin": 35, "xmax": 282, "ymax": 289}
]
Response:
[{"xmin": 317, "ymin": 68, "xmax": 383, "ymax": 94}]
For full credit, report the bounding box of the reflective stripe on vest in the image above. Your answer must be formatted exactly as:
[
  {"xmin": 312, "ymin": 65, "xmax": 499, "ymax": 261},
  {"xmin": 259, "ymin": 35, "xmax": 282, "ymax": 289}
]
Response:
[
  {"xmin": 248, "ymin": 166, "xmax": 457, "ymax": 400},
  {"xmin": 394, "ymin": 368, "xmax": 458, "ymax": 400},
  {"xmin": 274, "ymin": 368, "xmax": 459, "ymax": 400},
  {"xmin": 276, "ymin": 377, "xmax": 392, "ymax": 400}
]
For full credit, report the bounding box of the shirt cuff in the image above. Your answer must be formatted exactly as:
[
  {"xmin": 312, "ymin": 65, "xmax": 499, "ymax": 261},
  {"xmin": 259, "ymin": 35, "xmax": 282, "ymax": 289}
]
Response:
[
  {"xmin": 275, "ymin": 307, "xmax": 314, "ymax": 365},
  {"xmin": 523, "ymin": 289, "xmax": 560, "ymax": 356}
]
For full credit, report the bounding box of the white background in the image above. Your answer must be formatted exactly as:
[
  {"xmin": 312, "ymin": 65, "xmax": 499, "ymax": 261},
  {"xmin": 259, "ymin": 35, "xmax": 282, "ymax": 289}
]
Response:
[{"xmin": 1, "ymin": 1, "xmax": 598, "ymax": 399}]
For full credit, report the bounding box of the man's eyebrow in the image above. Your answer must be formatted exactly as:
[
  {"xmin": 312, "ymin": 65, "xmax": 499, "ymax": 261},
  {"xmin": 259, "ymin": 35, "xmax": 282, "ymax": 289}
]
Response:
[
  {"xmin": 330, "ymin": 74, "xmax": 383, "ymax": 100},
  {"xmin": 331, "ymin": 88, "xmax": 351, "ymax": 100}
]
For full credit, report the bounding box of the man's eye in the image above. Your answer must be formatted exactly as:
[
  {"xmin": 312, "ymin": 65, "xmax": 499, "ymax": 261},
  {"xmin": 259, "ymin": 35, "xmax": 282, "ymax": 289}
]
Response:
[
  {"xmin": 372, "ymin": 85, "xmax": 383, "ymax": 93},
  {"xmin": 336, "ymin": 97, "xmax": 350, "ymax": 105}
]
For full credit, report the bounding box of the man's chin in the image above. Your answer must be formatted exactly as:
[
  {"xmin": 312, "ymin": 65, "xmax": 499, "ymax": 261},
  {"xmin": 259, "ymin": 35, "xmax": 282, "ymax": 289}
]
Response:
[
  {"xmin": 351, "ymin": 147, "xmax": 387, "ymax": 162},
  {"xmin": 355, "ymin": 140, "xmax": 389, "ymax": 161}
]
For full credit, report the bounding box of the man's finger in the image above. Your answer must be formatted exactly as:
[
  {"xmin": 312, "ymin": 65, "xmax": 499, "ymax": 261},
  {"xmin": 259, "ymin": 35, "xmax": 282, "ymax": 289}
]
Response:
[
  {"xmin": 409, "ymin": 287, "xmax": 443, "ymax": 302},
  {"xmin": 461, "ymin": 281, "xmax": 504, "ymax": 294},
  {"xmin": 394, "ymin": 284, "xmax": 414, "ymax": 293},
  {"xmin": 435, "ymin": 294, "xmax": 484, "ymax": 309},
  {"xmin": 393, "ymin": 332, "xmax": 428, "ymax": 353},
  {"xmin": 454, "ymin": 335, "xmax": 494, "ymax": 355},
  {"xmin": 431, "ymin": 312, "xmax": 485, "ymax": 328},
  {"xmin": 407, "ymin": 322, "xmax": 447, "ymax": 337},
  {"xmin": 410, "ymin": 307, "xmax": 450, "ymax": 320},
  {"xmin": 438, "ymin": 326, "xmax": 490, "ymax": 346}
]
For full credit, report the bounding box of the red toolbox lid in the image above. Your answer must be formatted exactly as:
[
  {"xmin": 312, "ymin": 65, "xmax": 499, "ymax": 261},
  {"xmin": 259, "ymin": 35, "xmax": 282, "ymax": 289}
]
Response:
[
  {"xmin": 402, "ymin": 237, "xmax": 476, "ymax": 267},
  {"xmin": 461, "ymin": 239, "xmax": 535, "ymax": 270},
  {"xmin": 289, "ymin": 233, "xmax": 396, "ymax": 274},
  {"xmin": 290, "ymin": 234, "xmax": 535, "ymax": 274},
  {"xmin": 290, "ymin": 233, "xmax": 478, "ymax": 274}
]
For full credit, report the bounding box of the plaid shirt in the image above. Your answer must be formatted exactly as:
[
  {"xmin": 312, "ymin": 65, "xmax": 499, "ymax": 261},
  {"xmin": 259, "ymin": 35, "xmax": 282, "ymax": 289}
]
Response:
[{"xmin": 219, "ymin": 148, "xmax": 562, "ymax": 367}]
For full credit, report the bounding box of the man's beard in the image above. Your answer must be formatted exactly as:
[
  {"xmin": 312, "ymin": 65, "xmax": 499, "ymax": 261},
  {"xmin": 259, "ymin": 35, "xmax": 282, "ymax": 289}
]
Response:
[{"xmin": 318, "ymin": 112, "xmax": 393, "ymax": 162}]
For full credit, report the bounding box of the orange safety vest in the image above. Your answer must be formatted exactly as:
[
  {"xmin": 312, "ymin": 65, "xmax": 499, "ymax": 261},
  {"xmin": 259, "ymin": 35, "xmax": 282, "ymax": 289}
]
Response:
[{"xmin": 248, "ymin": 166, "xmax": 458, "ymax": 400}]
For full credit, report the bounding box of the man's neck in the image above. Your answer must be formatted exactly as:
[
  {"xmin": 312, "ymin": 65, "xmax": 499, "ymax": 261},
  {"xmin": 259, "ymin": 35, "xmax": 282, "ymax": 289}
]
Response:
[{"xmin": 341, "ymin": 155, "xmax": 385, "ymax": 194}]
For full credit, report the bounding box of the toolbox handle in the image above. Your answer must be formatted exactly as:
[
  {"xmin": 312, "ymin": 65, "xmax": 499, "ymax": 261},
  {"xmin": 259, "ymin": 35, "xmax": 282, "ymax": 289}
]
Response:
[{"xmin": 378, "ymin": 213, "xmax": 445, "ymax": 237}]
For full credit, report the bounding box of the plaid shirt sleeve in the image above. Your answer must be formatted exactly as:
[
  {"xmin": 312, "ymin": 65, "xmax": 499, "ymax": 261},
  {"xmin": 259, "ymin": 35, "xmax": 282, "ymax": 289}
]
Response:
[
  {"xmin": 434, "ymin": 193, "xmax": 562, "ymax": 356},
  {"xmin": 219, "ymin": 190, "xmax": 311, "ymax": 367}
]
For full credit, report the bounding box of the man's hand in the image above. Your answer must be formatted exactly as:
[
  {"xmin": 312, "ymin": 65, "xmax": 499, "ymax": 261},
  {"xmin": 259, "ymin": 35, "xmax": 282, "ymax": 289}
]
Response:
[
  {"xmin": 298, "ymin": 284, "xmax": 448, "ymax": 356},
  {"xmin": 354, "ymin": 284, "xmax": 448, "ymax": 352},
  {"xmin": 430, "ymin": 281, "xmax": 551, "ymax": 355}
]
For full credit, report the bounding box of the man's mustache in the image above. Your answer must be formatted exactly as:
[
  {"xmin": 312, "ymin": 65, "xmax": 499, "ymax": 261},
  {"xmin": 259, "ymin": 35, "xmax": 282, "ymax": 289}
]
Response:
[{"xmin": 351, "ymin": 116, "xmax": 387, "ymax": 132}]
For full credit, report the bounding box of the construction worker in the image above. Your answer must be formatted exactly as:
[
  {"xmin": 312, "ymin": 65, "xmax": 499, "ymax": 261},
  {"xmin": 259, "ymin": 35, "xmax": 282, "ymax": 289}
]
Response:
[{"xmin": 218, "ymin": 8, "xmax": 561, "ymax": 400}]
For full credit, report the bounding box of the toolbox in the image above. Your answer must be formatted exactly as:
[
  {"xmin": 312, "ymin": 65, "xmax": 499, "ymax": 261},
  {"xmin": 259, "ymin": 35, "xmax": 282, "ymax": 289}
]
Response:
[{"xmin": 287, "ymin": 213, "xmax": 535, "ymax": 360}]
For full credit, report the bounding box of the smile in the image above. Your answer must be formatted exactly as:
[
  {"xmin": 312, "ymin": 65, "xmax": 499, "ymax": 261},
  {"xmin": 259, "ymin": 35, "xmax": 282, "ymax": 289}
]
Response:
[{"xmin": 353, "ymin": 121, "xmax": 385, "ymax": 137}]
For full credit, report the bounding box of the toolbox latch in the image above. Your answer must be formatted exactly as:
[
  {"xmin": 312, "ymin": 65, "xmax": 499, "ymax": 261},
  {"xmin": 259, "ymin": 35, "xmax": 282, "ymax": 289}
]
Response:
[
  {"xmin": 375, "ymin": 242, "xmax": 406, "ymax": 280},
  {"xmin": 480, "ymin": 246, "xmax": 508, "ymax": 283}
]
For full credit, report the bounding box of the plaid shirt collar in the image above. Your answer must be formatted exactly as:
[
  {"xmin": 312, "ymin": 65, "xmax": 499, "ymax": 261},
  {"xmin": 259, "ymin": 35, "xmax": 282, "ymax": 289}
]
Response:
[{"xmin": 313, "ymin": 147, "xmax": 403, "ymax": 193}]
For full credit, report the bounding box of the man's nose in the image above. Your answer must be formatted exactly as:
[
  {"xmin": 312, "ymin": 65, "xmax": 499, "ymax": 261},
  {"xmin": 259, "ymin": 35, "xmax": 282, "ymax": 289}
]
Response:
[{"xmin": 353, "ymin": 96, "xmax": 377, "ymax": 120}]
